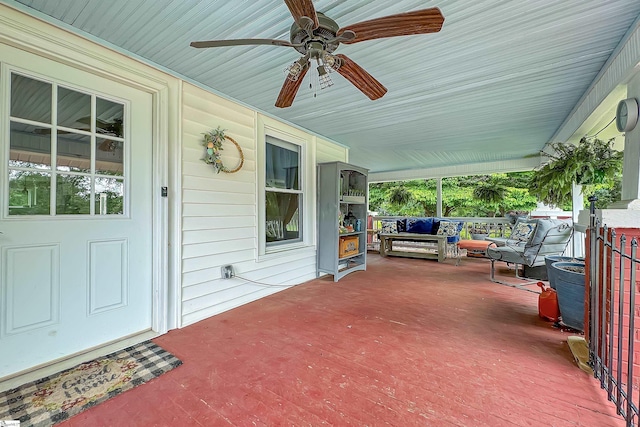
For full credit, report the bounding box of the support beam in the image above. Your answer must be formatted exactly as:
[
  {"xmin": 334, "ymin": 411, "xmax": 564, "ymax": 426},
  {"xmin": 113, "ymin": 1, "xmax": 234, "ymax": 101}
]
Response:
[
  {"xmin": 572, "ymin": 182, "xmax": 585, "ymax": 257},
  {"xmin": 436, "ymin": 178, "xmax": 443, "ymax": 217}
]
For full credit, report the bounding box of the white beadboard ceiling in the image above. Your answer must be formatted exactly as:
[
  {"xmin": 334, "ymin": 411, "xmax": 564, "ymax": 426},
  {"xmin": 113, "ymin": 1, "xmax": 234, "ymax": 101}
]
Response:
[{"xmin": 8, "ymin": 0, "xmax": 640, "ymax": 175}]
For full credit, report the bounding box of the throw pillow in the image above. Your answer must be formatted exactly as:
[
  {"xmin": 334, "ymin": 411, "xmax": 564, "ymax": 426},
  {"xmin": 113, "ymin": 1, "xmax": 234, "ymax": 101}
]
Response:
[
  {"xmin": 381, "ymin": 220, "xmax": 398, "ymax": 234},
  {"xmin": 406, "ymin": 217, "xmax": 434, "ymax": 234},
  {"xmin": 430, "ymin": 219, "xmax": 441, "ymax": 235},
  {"xmin": 511, "ymin": 220, "xmax": 537, "ymax": 242},
  {"xmin": 396, "ymin": 218, "xmax": 407, "ymax": 233},
  {"xmin": 437, "ymin": 221, "xmax": 461, "ymax": 237}
]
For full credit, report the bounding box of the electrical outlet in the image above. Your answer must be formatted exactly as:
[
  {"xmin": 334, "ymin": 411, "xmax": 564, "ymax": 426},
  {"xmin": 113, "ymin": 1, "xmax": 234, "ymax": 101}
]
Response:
[{"xmin": 221, "ymin": 265, "xmax": 234, "ymax": 279}]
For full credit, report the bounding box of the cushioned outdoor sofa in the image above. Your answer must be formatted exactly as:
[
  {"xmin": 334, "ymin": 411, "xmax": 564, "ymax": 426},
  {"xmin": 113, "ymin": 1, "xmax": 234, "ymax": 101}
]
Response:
[{"xmin": 378, "ymin": 217, "xmax": 464, "ymax": 264}]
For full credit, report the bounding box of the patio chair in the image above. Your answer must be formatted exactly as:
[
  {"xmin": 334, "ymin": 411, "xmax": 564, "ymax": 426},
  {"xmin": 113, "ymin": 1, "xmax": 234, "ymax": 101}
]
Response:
[{"xmin": 486, "ymin": 218, "xmax": 573, "ymax": 290}]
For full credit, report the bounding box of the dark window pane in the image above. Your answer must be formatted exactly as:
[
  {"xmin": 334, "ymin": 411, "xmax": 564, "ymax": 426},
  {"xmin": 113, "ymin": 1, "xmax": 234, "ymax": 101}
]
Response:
[
  {"xmin": 57, "ymin": 133, "xmax": 91, "ymax": 173},
  {"xmin": 266, "ymin": 142, "xmax": 299, "ymax": 190},
  {"xmin": 10, "ymin": 121, "xmax": 51, "ymax": 169},
  {"xmin": 56, "ymin": 174, "xmax": 91, "ymax": 215},
  {"xmin": 57, "ymin": 87, "xmax": 91, "ymax": 131},
  {"xmin": 9, "ymin": 170, "xmax": 51, "ymax": 215},
  {"xmin": 11, "ymin": 73, "xmax": 52, "ymax": 123},
  {"xmin": 95, "ymin": 177, "xmax": 124, "ymax": 215},
  {"xmin": 266, "ymin": 192, "xmax": 300, "ymax": 243},
  {"xmin": 96, "ymin": 138, "xmax": 124, "ymax": 176},
  {"xmin": 96, "ymin": 98, "xmax": 124, "ymax": 138}
]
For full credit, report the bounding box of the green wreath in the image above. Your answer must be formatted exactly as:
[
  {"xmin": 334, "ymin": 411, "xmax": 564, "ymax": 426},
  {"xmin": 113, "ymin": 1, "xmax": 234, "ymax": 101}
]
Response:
[{"xmin": 202, "ymin": 127, "xmax": 244, "ymax": 174}]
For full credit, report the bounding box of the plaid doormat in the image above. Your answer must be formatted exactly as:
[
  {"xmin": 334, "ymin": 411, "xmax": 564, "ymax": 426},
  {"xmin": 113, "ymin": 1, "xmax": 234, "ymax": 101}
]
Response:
[{"xmin": 0, "ymin": 340, "xmax": 182, "ymax": 427}]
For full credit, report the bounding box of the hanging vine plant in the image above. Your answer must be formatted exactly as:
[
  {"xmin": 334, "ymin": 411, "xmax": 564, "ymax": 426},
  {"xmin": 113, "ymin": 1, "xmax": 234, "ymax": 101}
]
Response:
[
  {"xmin": 201, "ymin": 126, "xmax": 244, "ymax": 174},
  {"xmin": 529, "ymin": 136, "xmax": 623, "ymax": 207},
  {"xmin": 389, "ymin": 184, "xmax": 412, "ymax": 205}
]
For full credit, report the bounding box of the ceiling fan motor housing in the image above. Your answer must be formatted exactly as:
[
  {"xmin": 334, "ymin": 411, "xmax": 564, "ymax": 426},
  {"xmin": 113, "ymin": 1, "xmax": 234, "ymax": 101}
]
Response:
[{"xmin": 290, "ymin": 12, "xmax": 340, "ymax": 54}]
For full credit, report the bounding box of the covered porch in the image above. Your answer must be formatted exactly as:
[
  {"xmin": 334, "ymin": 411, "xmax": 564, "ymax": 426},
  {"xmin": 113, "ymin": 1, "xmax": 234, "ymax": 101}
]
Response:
[
  {"xmin": 60, "ymin": 254, "xmax": 622, "ymax": 426},
  {"xmin": 2, "ymin": 2, "xmax": 640, "ymax": 425}
]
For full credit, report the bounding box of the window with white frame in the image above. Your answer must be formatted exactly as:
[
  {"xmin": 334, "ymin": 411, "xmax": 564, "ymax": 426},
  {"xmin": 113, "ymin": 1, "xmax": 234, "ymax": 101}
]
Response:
[{"xmin": 265, "ymin": 136, "xmax": 302, "ymax": 247}]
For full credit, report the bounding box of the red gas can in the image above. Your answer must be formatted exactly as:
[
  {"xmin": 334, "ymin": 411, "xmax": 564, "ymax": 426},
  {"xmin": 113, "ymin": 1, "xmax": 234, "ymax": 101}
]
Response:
[{"xmin": 537, "ymin": 282, "xmax": 560, "ymax": 322}]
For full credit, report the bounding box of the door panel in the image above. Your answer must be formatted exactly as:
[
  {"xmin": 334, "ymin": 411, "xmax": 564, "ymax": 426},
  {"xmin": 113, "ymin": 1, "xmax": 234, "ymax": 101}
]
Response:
[{"xmin": 0, "ymin": 45, "xmax": 154, "ymax": 377}]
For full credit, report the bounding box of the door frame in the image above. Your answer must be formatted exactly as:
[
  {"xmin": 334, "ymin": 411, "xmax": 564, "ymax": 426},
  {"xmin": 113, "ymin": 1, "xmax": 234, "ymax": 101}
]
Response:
[{"xmin": 0, "ymin": 4, "xmax": 181, "ymax": 378}]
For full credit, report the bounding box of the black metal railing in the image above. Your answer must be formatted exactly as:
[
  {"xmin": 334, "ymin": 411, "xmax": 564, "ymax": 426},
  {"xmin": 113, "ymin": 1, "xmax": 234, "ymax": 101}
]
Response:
[{"xmin": 589, "ymin": 197, "xmax": 640, "ymax": 426}]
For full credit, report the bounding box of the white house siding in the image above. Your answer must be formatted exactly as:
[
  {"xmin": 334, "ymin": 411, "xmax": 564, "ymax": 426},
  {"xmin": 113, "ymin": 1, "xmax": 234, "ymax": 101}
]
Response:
[
  {"xmin": 317, "ymin": 137, "xmax": 348, "ymax": 164},
  {"xmin": 180, "ymin": 83, "xmax": 347, "ymax": 327}
]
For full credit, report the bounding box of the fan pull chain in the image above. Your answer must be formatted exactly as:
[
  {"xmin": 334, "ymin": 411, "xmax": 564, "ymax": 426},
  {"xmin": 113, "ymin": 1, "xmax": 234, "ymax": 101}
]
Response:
[{"xmin": 309, "ymin": 69, "xmax": 317, "ymax": 98}]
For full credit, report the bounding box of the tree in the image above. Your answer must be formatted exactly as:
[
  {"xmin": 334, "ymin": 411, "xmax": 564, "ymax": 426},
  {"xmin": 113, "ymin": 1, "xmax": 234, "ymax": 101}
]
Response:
[{"xmin": 368, "ymin": 172, "xmax": 538, "ymax": 216}]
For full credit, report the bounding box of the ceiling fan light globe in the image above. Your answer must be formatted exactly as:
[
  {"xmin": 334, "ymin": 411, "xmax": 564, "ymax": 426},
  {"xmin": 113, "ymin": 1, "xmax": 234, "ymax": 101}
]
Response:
[
  {"xmin": 285, "ymin": 62, "xmax": 304, "ymax": 81},
  {"xmin": 317, "ymin": 65, "xmax": 333, "ymax": 89},
  {"xmin": 323, "ymin": 53, "xmax": 340, "ymax": 71}
]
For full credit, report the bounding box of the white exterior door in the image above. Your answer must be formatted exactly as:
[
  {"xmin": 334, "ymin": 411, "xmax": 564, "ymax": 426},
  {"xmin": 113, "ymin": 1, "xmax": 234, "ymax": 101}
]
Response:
[{"xmin": 0, "ymin": 46, "xmax": 154, "ymax": 377}]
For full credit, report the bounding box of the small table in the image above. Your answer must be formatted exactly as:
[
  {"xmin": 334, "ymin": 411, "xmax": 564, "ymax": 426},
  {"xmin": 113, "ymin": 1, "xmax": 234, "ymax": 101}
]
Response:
[{"xmin": 378, "ymin": 233, "xmax": 447, "ymax": 262}]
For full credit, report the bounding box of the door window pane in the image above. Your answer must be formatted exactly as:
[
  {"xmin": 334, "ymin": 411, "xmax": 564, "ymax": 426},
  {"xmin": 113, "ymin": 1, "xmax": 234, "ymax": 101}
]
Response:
[
  {"xmin": 57, "ymin": 133, "xmax": 91, "ymax": 173},
  {"xmin": 10, "ymin": 121, "xmax": 52, "ymax": 169},
  {"xmin": 10, "ymin": 74, "xmax": 52, "ymax": 123},
  {"xmin": 56, "ymin": 174, "xmax": 91, "ymax": 215},
  {"xmin": 9, "ymin": 171, "xmax": 51, "ymax": 215},
  {"xmin": 95, "ymin": 177, "xmax": 124, "ymax": 215},
  {"xmin": 96, "ymin": 138, "xmax": 124, "ymax": 176},
  {"xmin": 96, "ymin": 98, "xmax": 124, "ymax": 138},
  {"xmin": 57, "ymin": 87, "xmax": 91, "ymax": 131}
]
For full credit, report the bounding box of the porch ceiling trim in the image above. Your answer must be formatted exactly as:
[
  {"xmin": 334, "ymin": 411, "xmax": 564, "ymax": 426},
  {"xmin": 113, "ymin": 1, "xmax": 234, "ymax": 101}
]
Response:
[
  {"xmin": 552, "ymin": 14, "xmax": 640, "ymax": 143},
  {"xmin": 368, "ymin": 157, "xmax": 541, "ymax": 183}
]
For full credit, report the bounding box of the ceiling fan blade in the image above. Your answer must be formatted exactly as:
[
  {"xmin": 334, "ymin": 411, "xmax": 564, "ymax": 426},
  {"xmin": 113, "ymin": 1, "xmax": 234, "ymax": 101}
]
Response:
[
  {"xmin": 275, "ymin": 62, "xmax": 310, "ymax": 108},
  {"xmin": 190, "ymin": 38, "xmax": 298, "ymax": 49},
  {"xmin": 283, "ymin": 0, "xmax": 319, "ymax": 29},
  {"xmin": 334, "ymin": 54, "xmax": 387, "ymax": 100},
  {"xmin": 337, "ymin": 8, "xmax": 444, "ymax": 44}
]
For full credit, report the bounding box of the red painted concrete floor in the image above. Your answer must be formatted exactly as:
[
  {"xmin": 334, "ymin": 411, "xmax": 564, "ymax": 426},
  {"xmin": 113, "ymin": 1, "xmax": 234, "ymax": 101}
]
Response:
[{"xmin": 61, "ymin": 255, "xmax": 624, "ymax": 426}]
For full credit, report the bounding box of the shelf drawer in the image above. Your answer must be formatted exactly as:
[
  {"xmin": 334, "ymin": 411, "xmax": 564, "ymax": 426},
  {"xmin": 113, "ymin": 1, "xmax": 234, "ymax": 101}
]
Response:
[{"xmin": 339, "ymin": 235, "xmax": 359, "ymax": 258}]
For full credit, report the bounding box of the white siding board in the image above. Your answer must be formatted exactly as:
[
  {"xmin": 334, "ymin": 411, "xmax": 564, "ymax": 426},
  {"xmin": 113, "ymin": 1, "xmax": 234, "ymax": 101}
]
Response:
[
  {"xmin": 182, "ymin": 285, "xmax": 268, "ymax": 315},
  {"xmin": 183, "ymin": 86, "xmax": 254, "ymax": 126},
  {"xmin": 182, "ymin": 266, "xmax": 227, "ymax": 288},
  {"xmin": 182, "ymin": 189, "xmax": 255, "ymax": 206},
  {"xmin": 182, "ymin": 216, "xmax": 254, "ymax": 231},
  {"xmin": 182, "ymin": 249, "xmax": 255, "ymax": 273},
  {"xmin": 182, "ymin": 238, "xmax": 255, "ymax": 259},
  {"xmin": 181, "ymin": 250, "xmax": 314, "ymax": 288},
  {"xmin": 181, "ymin": 127, "xmax": 255, "ymax": 153},
  {"xmin": 183, "ymin": 280, "xmax": 249, "ymax": 302},
  {"xmin": 182, "ymin": 175, "xmax": 255, "ymax": 194},
  {"xmin": 181, "ymin": 159, "xmax": 256, "ymax": 181},
  {"xmin": 182, "ymin": 109, "xmax": 254, "ymax": 138},
  {"xmin": 317, "ymin": 137, "xmax": 348, "ymax": 164},
  {"xmin": 239, "ymin": 266, "xmax": 316, "ymax": 287},
  {"xmin": 182, "ymin": 203, "xmax": 255, "ymax": 218},
  {"xmin": 182, "ymin": 227, "xmax": 255, "ymax": 245},
  {"xmin": 182, "ymin": 268, "xmax": 316, "ymax": 325},
  {"xmin": 181, "ymin": 288, "xmax": 283, "ymax": 327}
]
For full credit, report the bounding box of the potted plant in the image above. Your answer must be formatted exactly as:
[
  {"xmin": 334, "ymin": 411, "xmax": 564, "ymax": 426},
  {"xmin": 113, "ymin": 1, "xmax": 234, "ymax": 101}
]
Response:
[
  {"xmin": 529, "ymin": 137, "xmax": 623, "ymax": 207},
  {"xmin": 551, "ymin": 261, "xmax": 586, "ymax": 331},
  {"xmin": 544, "ymin": 255, "xmax": 584, "ymax": 289}
]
